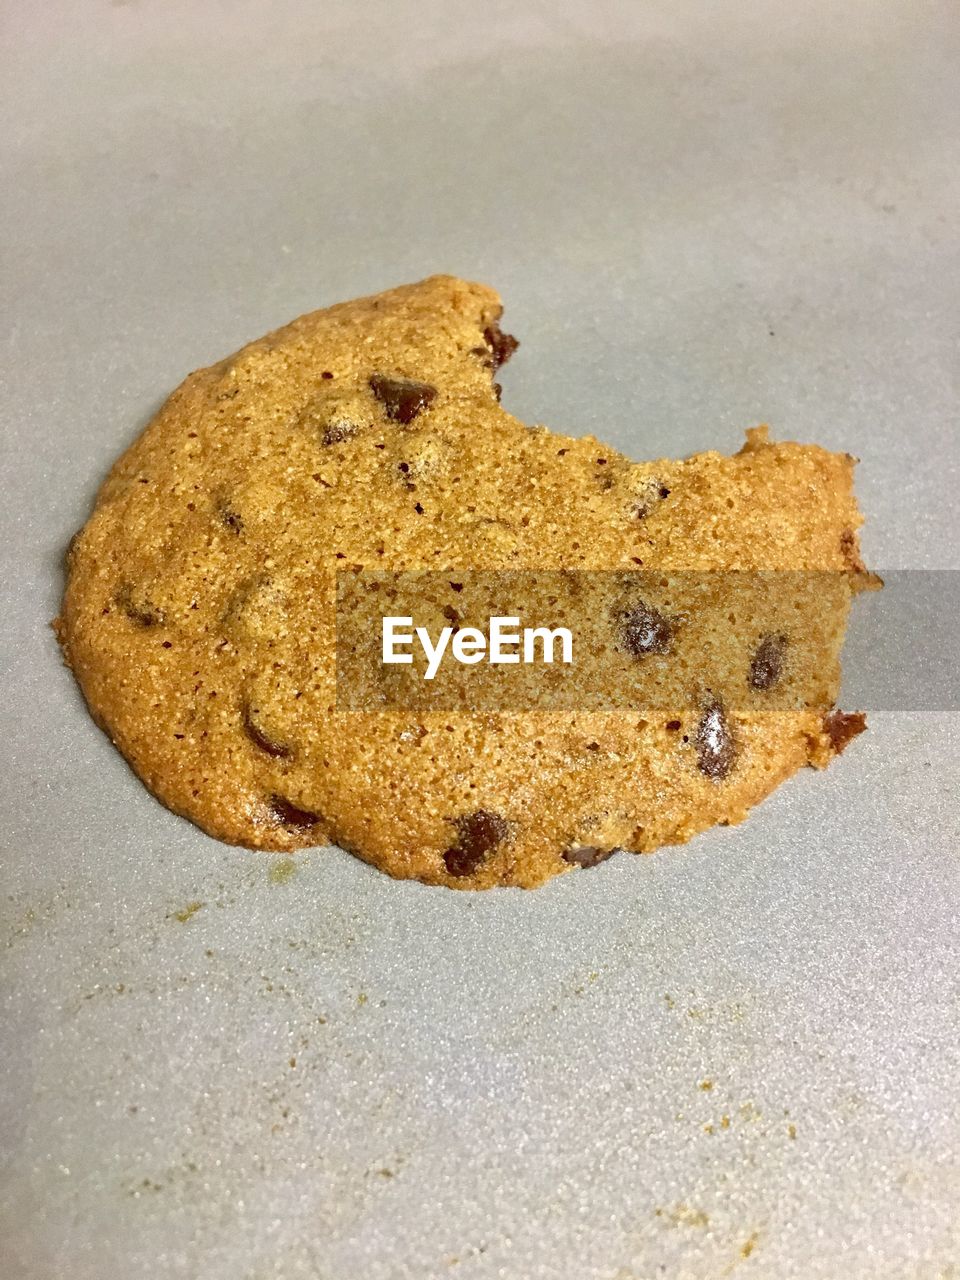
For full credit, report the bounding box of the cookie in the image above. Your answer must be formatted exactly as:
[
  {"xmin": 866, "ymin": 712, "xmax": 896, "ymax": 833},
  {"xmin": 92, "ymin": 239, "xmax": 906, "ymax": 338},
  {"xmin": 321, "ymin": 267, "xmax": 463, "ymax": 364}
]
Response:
[{"xmin": 57, "ymin": 276, "xmax": 875, "ymax": 889}]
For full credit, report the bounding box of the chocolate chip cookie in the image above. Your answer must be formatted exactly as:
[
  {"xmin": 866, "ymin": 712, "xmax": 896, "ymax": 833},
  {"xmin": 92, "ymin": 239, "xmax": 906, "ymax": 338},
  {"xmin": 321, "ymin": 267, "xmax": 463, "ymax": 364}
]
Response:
[{"xmin": 56, "ymin": 276, "xmax": 875, "ymax": 888}]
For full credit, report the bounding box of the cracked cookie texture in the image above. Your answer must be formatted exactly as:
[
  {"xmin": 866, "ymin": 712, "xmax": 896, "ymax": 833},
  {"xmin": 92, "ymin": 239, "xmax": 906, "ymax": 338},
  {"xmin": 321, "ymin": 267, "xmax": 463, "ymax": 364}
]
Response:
[{"xmin": 57, "ymin": 276, "xmax": 874, "ymax": 888}]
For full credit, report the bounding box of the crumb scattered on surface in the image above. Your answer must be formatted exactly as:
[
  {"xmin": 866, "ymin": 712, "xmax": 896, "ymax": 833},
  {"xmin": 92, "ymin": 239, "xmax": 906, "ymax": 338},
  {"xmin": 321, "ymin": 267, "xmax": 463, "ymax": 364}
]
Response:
[
  {"xmin": 171, "ymin": 901, "xmax": 204, "ymax": 923},
  {"xmin": 268, "ymin": 857, "xmax": 297, "ymax": 884},
  {"xmin": 655, "ymin": 1203, "xmax": 710, "ymax": 1229}
]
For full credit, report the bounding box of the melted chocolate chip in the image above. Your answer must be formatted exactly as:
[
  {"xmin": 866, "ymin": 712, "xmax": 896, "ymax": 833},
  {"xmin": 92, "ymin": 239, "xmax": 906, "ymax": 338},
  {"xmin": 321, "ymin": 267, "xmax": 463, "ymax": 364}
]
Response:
[
  {"xmin": 322, "ymin": 420, "xmax": 357, "ymax": 446},
  {"xmin": 749, "ymin": 633, "xmax": 787, "ymax": 691},
  {"xmin": 124, "ymin": 603, "xmax": 163, "ymax": 627},
  {"xmin": 562, "ymin": 845, "xmax": 619, "ymax": 868},
  {"xmin": 242, "ymin": 703, "xmax": 292, "ymax": 759},
  {"xmin": 618, "ymin": 601, "xmax": 674, "ymax": 657},
  {"xmin": 116, "ymin": 584, "xmax": 164, "ymax": 628},
  {"xmin": 482, "ymin": 324, "xmax": 519, "ymax": 371},
  {"xmin": 268, "ymin": 794, "xmax": 322, "ymax": 828},
  {"xmin": 824, "ymin": 709, "xmax": 867, "ymax": 754},
  {"xmin": 369, "ymin": 373, "xmax": 437, "ymax": 424},
  {"xmin": 696, "ymin": 699, "xmax": 737, "ymax": 780},
  {"xmin": 665, "ymin": 719, "xmax": 682, "ymax": 731},
  {"xmin": 444, "ymin": 809, "xmax": 509, "ymax": 877}
]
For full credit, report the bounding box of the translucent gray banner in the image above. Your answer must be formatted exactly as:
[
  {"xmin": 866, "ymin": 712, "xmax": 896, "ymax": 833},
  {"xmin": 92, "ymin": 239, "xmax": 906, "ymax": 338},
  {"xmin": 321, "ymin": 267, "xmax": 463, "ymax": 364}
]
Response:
[{"xmin": 334, "ymin": 570, "xmax": 959, "ymax": 712}]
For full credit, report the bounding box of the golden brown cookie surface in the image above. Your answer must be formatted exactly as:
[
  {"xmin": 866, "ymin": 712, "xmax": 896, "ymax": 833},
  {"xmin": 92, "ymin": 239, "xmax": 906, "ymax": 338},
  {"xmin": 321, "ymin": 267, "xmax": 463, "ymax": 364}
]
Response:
[{"xmin": 58, "ymin": 276, "xmax": 873, "ymax": 888}]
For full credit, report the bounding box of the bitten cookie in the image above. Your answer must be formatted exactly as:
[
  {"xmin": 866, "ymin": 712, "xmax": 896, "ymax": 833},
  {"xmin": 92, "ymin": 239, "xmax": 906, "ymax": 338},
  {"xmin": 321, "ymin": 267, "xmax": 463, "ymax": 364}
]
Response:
[{"xmin": 57, "ymin": 276, "xmax": 875, "ymax": 888}]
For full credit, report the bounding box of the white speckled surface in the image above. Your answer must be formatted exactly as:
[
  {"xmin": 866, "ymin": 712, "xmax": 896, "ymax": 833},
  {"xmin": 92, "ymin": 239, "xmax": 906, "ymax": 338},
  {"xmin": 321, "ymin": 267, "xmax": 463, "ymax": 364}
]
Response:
[{"xmin": 1, "ymin": 2, "xmax": 959, "ymax": 1277}]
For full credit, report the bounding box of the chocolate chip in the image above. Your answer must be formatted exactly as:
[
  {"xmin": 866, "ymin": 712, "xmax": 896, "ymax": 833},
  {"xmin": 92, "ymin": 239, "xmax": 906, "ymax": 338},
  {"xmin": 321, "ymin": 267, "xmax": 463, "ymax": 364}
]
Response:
[
  {"xmin": 617, "ymin": 601, "xmax": 674, "ymax": 657},
  {"xmin": 492, "ymin": 382, "xmax": 503, "ymax": 401},
  {"xmin": 268, "ymin": 794, "xmax": 322, "ymax": 828},
  {"xmin": 322, "ymin": 420, "xmax": 357, "ymax": 446},
  {"xmin": 369, "ymin": 373, "xmax": 437, "ymax": 424},
  {"xmin": 444, "ymin": 809, "xmax": 509, "ymax": 877},
  {"xmin": 116, "ymin": 584, "xmax": 164, "ymax": 628},
  {"xmin": 749, "ymin": 633, "xmax": 787, "ymax": 691},
  {"xmin": 482, "ymin": 324, "xmax": 519, "ymax": 372},
  {"xmin": 242, "ymin": 703, "xmax": 292, "ymax": 759},
  {"xmin": 321, "ymin": 370, "xmax": 334, "ymax": 380},
  {"xmin": 696, "ymin": 698, "xmax": 737, "ymax": 780},
  {"xmin": 824, "ymin": 709, "xmax": 866, "ymax": 754},
  {"xmin": 562, "ymin": 845, "xmax": 619, "ymax": 868},
  {"xmin": 665, "ymin": 719, "xmax": 682, "ymax": 731}
]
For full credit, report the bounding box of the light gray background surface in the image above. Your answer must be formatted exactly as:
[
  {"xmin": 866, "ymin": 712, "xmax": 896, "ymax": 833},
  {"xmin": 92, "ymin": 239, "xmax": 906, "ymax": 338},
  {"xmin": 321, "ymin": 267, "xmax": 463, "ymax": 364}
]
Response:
[{"xmin": 1, "ymin": 2, "xmax": 958, "ymax": 1277}]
